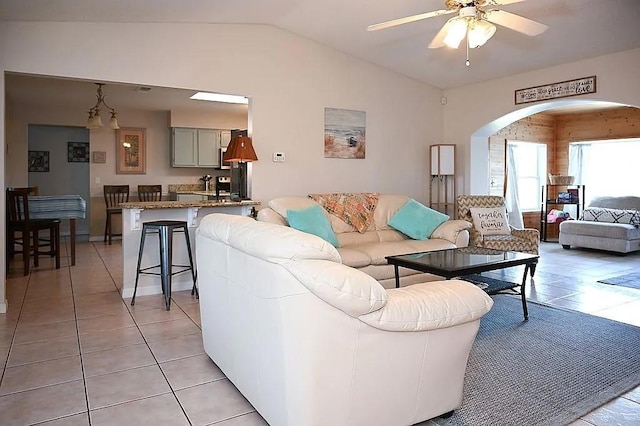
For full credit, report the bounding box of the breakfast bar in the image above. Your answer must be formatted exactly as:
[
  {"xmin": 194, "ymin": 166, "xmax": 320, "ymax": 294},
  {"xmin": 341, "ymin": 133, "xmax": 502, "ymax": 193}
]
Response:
[{"xmin": 118, "ymin": 199, "xmax": 259, "ymax": 300}]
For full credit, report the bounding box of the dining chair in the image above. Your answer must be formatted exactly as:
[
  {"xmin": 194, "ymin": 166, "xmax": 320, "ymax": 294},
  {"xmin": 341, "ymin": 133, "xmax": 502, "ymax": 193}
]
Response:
[
  {"xmin": 6, "ymin": 188, "xmax": 61, "ymax": 276},
  {"xmin": 103, "ymin": 185, "xmax": 130, "ymax": 245},
  {"xmin": 6, "ymin": 186, "xmax": 41, "ymax": 263},
  {"xmin": 138, "ymin": 185, "xmax": 162, "ymax": 202}
]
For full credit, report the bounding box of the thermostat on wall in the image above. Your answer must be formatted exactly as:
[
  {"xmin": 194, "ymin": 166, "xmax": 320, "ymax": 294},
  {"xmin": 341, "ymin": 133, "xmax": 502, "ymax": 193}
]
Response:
[{"xmin": 272, "ymin": 152, "xmax": 285, "ymax": 162}]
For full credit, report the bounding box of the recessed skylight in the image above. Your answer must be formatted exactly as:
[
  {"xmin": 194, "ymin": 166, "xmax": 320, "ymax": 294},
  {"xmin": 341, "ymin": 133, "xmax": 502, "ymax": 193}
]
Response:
[{"xmin": 190, "ymin": 92, "xmax": 248, "ymax": 104}]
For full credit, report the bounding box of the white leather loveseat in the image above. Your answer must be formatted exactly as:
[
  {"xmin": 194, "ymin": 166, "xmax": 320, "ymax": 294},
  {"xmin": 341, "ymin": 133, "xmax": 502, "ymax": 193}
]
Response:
[
  {"xmin": 257, "ymin": 194, "xmax": 472, "ymax": 288},
  {"xmin": 196, "ymin": 214, "xmax": 493, "ymax": 426}
]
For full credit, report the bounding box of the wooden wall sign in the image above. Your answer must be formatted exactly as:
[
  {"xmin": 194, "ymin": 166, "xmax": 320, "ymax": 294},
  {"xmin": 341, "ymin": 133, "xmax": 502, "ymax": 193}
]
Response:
[{"xmin": 515, "ymin": 76, "xmax": 596, "ymax": 105}]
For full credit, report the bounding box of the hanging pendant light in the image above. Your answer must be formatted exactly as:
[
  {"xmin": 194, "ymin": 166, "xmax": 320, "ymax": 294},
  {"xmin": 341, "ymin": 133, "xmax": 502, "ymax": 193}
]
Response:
[{"xmin": 86, "ymin": 83, "xmax": 119, "ymax": 130}]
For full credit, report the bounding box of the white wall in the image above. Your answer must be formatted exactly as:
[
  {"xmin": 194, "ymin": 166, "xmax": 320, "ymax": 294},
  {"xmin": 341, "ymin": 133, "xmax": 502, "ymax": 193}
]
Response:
[
  {"xmin": 0, "ymin": 21, "xmax": 444, "ymax": 312},
  {"xmin": 442, "ymin": 48, "xmax": 640, "ymax": 194}
]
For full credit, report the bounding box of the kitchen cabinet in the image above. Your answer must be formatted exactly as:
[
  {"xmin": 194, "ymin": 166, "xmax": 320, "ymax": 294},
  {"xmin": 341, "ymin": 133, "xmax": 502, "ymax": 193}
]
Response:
[
  {"xmin": 171, "ymin": 128, "xmax": 221, "ymax": 168},
  {"xmin": 220, "ymin": 130, "xmax": 232, "ymax": 148}
]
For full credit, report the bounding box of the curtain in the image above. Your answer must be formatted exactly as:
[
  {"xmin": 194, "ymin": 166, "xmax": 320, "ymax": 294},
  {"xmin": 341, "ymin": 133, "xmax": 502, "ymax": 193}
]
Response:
[
  {"xmin": 568, "ymin": 143, "xmax": 590, "ymax": 186},
  {"xmin": 505, "ymin": 143, "xmax": 524, "ymax": 229}
]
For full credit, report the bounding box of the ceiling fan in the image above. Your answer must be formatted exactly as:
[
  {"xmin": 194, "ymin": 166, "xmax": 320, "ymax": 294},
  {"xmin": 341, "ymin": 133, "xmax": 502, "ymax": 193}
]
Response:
[{"xmin": 367, "ymin": 0, "xmax": 548, "ymax": 53}]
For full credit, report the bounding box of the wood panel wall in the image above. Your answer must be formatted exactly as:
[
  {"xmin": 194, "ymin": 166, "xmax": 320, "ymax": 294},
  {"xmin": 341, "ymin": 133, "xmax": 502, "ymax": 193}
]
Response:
[
  {"xmin": 487, "ymin": 106, "xmax": 640, "ymax": 235},
  {"xmin": 554, "ymin": 106, "xmax": 640, "ymax": 175}
]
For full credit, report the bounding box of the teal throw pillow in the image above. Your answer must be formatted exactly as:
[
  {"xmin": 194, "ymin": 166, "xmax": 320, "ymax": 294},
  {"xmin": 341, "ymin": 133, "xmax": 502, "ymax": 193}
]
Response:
[
  {"xmin": 287, "ymin": 205, "xmax": 340, "ymax": 247},
  {"xmin": 388, "ymin": 199, "xmax": 449, "ymax": 240}
]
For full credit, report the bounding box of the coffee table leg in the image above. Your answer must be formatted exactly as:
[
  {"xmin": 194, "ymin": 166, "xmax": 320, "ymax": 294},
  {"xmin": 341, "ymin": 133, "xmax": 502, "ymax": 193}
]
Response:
[
  {"xmin": 394, "ymin": 265, "xmax": 400, "ymax": 288},
  {"xmin": 521, "ymin": 264, "xmax": 530, "ymax": 321}
]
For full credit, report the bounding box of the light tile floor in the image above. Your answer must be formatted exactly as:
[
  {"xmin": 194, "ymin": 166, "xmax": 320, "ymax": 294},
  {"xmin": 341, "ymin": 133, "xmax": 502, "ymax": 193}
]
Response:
[{"xmin": 1, "ymin": 240, "xmax": 639, "ymax": 425}]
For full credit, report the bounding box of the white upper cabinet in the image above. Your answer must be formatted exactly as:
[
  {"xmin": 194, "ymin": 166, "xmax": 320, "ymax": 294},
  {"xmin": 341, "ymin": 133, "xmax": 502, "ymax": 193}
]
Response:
[
  {"xmin": 220, "ymin": 130, "xmax": 232, "ymax": 148},
  {"xmin": 171, "ymin": 128, "xmax": 222, "ymax": 168}
]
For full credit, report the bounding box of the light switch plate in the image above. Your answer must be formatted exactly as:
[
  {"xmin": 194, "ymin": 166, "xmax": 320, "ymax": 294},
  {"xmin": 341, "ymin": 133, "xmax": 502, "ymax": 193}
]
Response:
[{"xmin": 272, "ymin": 152, "xmax": 285, "ymax": 162}]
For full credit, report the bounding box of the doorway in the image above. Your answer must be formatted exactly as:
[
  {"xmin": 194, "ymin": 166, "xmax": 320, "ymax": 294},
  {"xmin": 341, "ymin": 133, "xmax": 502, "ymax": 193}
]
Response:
[{"xmin": 28, "ymin": 124, "xmax": 90, "ymax": 237}]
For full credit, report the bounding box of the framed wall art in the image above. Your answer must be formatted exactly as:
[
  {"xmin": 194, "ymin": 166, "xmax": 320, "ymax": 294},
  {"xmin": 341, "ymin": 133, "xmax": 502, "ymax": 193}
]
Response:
[
  {"xmin": 28, "ymin": 150, "xmax": 50, "ymax": 172},
  {"xmin": 68, "ymin": 142, "xmax": 90, "ymax": 162},
  {"xmin": 324, "ymin": 107, "xmax": 366, "ymax": 159},
  {"xmin": 92, "ymin": 151, "xmax": 107, "ymax": 163},
  {"xmin": 116, "ymin": 128, "xmax": 146, "ymax": 174}
]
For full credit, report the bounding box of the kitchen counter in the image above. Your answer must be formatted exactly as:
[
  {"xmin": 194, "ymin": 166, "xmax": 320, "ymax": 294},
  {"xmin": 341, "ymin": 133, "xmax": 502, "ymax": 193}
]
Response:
[
  {"xmin": 119, "ymin": 199, "xmax": 258, "ymax": 209},
  {"xmin": 119, "ymin": 200, "xmax": 257, "ymax": 301}
]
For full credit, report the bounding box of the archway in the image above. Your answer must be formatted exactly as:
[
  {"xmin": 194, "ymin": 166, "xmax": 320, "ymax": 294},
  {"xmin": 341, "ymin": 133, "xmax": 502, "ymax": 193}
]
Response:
[{"xmin": 468, "ymin": 99, "xmax": 634, "ymax": 195}]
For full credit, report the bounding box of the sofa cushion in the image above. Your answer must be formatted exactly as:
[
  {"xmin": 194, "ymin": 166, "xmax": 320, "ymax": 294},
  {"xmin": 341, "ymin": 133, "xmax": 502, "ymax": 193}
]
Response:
[
  {"xmin": 589, "ymin": 196, "xmax": 640, "ymax": 210},
  {"xmin": 337, "ymin": 247, "xmax": 372, "ymax": 268},
  {"xmin": 560, "ymin": 220, "xmax": 640, "ymax": 240},
  {"xmin": 371, "ymin": 194, "xmax": 410, "ymax": 231},
  {"xmin": 388, "ymin": 199, "xmax": 449, "ymax": 240},
  {"xmin": 309, "ymin": 193, "xmax": 379, "ymax": 233},
  {"xmin": 582, "ymin": 207, "xmax": 640, "ymax": 228},
  {"xmin": 269, "ymin": 197, "xmax": 319, "ymax": 221},
  {"xmin": 287, "ymin": 205, "xmax": 339, "ymax": 247},
  {"xmin": 470, "ymin": 207, "xmax": 511, "ymax": 236},
  {"xmin": 347, "ymin": 239, "xmax": 457, "ymax": 266}
]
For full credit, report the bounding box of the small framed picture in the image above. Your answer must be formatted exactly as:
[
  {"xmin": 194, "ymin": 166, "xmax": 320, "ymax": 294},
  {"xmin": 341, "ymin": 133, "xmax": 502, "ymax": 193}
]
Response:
[
  {"xmin": 558, "ymin": 192, "xmax": 571, "ymax": 202},
  {"xmin": 92, "ymin": 151, "xmax": 107, "ymax": 163},
  {"xmin": 28, "ymin": 150, "xmax": 50, "ymax": 172},
  {"xmin": 68, "ymin": 142, "xmax": 90, "ymax": 162}
]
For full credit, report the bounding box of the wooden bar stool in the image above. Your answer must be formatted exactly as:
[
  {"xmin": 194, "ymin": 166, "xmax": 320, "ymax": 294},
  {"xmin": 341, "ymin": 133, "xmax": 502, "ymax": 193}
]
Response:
[
  {"xmin": 103, "ymin": 185, "xmax": 129, "ymax": 244},
  {"xmin": 130, "ymin": 220, "xmax": 198, "ymax": 310}
]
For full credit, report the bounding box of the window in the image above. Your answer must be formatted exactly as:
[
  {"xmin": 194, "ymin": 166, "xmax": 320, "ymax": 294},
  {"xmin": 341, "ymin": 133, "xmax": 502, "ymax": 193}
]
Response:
[
  {"xmin": 507, "ymin": 142, "xmax": 547, "ymax": 212},
  {"xmin": 569, "ymin": 138, "xmax": 640, "ymax": 205}
]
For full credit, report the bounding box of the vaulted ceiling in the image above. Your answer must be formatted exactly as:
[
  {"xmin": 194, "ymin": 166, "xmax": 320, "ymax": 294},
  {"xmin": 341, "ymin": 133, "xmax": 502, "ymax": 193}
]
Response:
[{"xmin": 2, "ymin": 0, "xmax": 640, "ymax": 89}]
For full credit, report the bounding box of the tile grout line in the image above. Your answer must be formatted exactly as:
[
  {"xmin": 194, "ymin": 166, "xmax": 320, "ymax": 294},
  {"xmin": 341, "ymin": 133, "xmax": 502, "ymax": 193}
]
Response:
[{"xmin": 72, "ymin": 239, "xmax": 93, "ymax": 425}]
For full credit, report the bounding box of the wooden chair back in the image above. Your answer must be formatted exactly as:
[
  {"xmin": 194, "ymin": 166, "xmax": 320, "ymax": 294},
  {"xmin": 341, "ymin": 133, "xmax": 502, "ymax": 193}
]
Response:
[
  {"xmin": 6, "ymin": 188, "xmax": 31, "ymax": 223},
  {"xmin": 138, "ymin": 185, "xmax": 162, "ymax": 202},
  {"xmin": 104, "ymin": 185, "xmax": 130, "ymax": 208}
]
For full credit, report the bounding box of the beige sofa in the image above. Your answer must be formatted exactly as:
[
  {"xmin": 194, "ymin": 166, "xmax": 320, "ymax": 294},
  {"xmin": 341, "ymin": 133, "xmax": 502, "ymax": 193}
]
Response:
[
  {"xmin": 196, "ymin": 213, "xmax": 494, "ymax": 426},
  {"xmin": 257, "ymin": 194, "xmax": 472, "ymax": 288},
  {"xmin": 559, "ymin": 196, "xmax": 640, "ymax": 253}
]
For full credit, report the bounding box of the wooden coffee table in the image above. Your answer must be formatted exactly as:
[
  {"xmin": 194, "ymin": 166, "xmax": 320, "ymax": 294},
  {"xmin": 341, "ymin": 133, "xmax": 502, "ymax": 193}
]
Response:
[{"xmin": 386, "ymin": 247, "xmax": 539, "ymax": 320}]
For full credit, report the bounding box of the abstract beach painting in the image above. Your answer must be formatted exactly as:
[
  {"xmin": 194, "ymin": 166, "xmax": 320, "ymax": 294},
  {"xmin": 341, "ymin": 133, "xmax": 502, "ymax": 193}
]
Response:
[{"xmin": 324, "ymin": 108, "xmax": 366, "ymax": 159}]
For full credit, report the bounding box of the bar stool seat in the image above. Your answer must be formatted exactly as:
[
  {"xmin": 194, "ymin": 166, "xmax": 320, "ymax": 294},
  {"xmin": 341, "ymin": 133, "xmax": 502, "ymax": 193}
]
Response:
[{"xmin": 131, "ymin": 220, "xmax": 198, "ymax": 310}]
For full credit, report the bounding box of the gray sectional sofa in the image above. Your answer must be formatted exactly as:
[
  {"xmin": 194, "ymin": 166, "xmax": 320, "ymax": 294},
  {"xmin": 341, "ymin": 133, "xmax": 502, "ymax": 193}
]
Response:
[{"xmin": 559, "ymin": 196, "xmax": 640, "ymax": 254}]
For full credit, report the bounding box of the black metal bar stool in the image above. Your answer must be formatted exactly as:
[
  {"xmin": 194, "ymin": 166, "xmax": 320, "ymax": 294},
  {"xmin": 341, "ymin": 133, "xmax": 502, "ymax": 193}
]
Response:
[{"xmin": 131, "ymin": 220, "xmax": 198, "ymax": 310}]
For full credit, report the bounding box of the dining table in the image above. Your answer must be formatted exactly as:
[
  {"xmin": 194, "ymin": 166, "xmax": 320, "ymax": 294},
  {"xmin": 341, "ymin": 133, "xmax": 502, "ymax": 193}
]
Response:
[{"xmin": 28, "ymin": 194, "xmax": 87, "ymax": 266}]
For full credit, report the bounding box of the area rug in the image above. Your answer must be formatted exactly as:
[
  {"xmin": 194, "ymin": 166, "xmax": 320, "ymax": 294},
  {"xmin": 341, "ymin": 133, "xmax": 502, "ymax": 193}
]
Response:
[
  {"xmin": 431, "ymin": 294, "xmax": 640, "ymax": 426},
  {"xmin": 597, "ymin": 272, "xmax": 640, "ymax": 290}
]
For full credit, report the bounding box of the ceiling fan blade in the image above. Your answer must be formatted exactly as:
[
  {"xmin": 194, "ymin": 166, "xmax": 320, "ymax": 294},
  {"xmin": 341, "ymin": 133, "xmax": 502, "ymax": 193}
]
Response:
[
  {"xmin": 482, "ymin": 0, "xmax": 526, "ymax": 6},
  {"xmin": 428, "ymin": 19, "xmax": 455, "ymax": 49},
  {"xmin": 484, "ymin": 9, "xmax": 548, "ymax": 36},
  {"xmin": 367, "ymin": 9, "xmax": 454, "ymax": 32}
]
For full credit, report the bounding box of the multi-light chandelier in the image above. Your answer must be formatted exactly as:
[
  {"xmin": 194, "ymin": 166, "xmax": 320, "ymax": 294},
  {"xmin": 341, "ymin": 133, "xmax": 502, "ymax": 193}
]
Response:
[{"xmin": 86, "ymin": 83, "xmax": 119, "ymax": 129}]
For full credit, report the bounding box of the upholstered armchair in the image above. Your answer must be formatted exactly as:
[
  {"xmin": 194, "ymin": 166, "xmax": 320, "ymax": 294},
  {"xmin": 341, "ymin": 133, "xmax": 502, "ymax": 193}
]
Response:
[{"xmin": 456, "ymin": 195, "xmax": 539, "ymax": 275}]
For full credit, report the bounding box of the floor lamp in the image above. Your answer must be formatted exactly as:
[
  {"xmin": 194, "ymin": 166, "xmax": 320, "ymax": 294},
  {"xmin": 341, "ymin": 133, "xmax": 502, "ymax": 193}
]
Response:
[{"xmin": 223, "ymin": 135, "xmax": 258, "ymax": 200}]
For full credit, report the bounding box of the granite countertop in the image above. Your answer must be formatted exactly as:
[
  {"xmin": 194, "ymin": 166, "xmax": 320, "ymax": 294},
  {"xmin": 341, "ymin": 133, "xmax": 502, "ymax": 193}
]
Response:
[{"xmin": 119, "ymin": 200, "xmax": 260, "ymax": 209}]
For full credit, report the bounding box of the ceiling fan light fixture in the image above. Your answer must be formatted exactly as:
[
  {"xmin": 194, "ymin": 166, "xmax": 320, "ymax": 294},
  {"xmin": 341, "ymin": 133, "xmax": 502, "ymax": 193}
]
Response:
[
  {"xmin": 468, "ymin": 19, "xmax": 496, "ymax": 48},
  {"xmin": 443, "ymin": 17, "xmax": 467, "ymax": 48}
]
